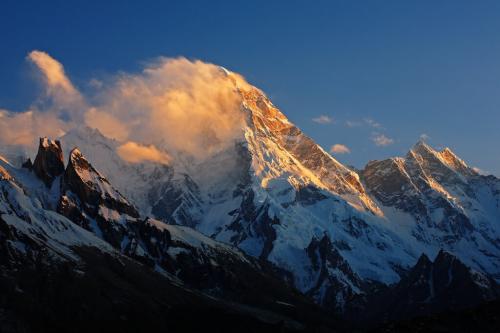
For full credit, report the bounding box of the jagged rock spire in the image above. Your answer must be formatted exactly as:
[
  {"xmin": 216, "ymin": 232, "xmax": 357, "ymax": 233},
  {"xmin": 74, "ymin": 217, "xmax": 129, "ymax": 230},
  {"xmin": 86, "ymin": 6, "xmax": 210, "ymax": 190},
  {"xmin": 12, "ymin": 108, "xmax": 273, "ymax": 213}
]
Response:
[
  {"xmin": 32, "ymin": 137, "xmax": 65, "ymax": 186},
  {"xmin": 58, "ymin": 147, "xmax": 139, "ymax": 247},
  {"xmin": 62, "ymin": 147, "xmax": 139, "ymax": 218}
]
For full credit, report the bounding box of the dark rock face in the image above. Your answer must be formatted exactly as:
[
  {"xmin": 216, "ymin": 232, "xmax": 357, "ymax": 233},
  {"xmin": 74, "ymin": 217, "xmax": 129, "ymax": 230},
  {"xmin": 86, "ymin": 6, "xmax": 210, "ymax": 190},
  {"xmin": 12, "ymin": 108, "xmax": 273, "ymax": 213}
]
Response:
[
  {"xmin": 21, "ymin": 158, "xmax": 33, "ymax": 170},
  {"xmin": 363, "ymin": 158, "xmax": 426, "ymax": 215},
  {"xmin": 0, "ymin": 241, "xmax": 336, "ymax": 333},
  {"xmin": 126, "ymin": 218, "xmax": 302, "ymax": 307},
  {"xmin": 227, "ymin": 189, "xmax": 279, "ymax": 260},
  {"xmin": 305, "ymin": 235, "xmax": 363, "ymax": 311},
  {"xmin": 32, "ymin": 137, "xmax": 65, "ymax": 186},
  {"xmin": 62, "ymin": 148, "xmax": 139, "ymax": 218},
  {"xmin": 57, "ymin": 193, "xmax": 87, "ymax": 228},
  {"xmin": 362, "ymin": 143, "xmax": 475, "ymax": 237},
  {"xmin": 346, "ymin": 250, "xmax": 500, "ymax": 326},
  {"xmin": 150, "ymin": 173, "xmax": 203, "ymax": 228},
  {"xmin": 58, "ymin": 148, "xmax": 138, "ymax": 247},
  {"xmin": 294, "ymin": 185, "xmax": 328, "ymax": 206}
]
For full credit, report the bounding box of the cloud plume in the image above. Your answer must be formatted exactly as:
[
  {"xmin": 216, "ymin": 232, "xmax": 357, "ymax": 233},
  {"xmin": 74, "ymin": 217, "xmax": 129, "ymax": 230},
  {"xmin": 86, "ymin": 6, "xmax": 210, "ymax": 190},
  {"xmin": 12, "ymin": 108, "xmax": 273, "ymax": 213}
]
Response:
[
  {"xmin": 0, "ymin": 51, "xmax": 85, "ymax": 153},
  {"xmin": 0, "ymin": 51, "xmax": 250, "ymax": 164},
  {"xmin": 28, "ymin": 50, "xmax": 77, "ymax": 95},
  {"xmin": 117, "ymin": 141, "xmax": 171, "ymax": 164},
  {"xmin": 93, "ymin": 57, "xmax": 247, "ymax": 159},
  {"xmin": 27, "ymin": 50, "xmax": 85, "ymax": 117}
]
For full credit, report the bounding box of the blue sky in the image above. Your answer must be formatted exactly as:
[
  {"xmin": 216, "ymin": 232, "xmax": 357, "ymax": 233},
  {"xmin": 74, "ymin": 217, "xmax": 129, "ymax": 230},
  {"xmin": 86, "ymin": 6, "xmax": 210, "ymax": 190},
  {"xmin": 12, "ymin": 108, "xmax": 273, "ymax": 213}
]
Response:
[{"xmin": 1, "ymin": 0, "xmax": 499, "ymax": 175}]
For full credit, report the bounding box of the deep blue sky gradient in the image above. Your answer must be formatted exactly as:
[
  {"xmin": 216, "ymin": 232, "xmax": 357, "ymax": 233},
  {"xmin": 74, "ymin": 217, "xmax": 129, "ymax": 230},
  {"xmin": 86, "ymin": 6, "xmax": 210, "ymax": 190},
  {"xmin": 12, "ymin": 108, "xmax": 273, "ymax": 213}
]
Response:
[{"xmin": 1, "ymin": 0, "xmax": 499, "ymax": 174}]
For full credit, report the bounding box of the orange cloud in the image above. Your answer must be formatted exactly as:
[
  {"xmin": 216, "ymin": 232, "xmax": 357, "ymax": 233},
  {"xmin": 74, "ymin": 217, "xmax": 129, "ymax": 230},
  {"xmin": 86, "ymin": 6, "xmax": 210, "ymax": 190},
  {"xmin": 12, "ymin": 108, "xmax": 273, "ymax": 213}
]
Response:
[
  {"xmin": 330, "ymin": 144, "xmax": 350, "ymax": 154},
  {"xmin": 28, "ymin": 50, "xmax": 77, "ymax": 94},
  {"xmin": 117, "ymin": 141, "xmax": 171, "ymax": 165},
  {"xmin": 0, "ymin": 109, "xmax": 66, "ymax": 148},
  {"xmin": 84, "ymin": 107, "xmax": 129, "ymax": 141},
  {"xmin": 96, "ymin": 57, "xmax": 247, "ymax": 159},
  {"xmin": 1, "ymin": 52, "xmax": 251, "ymax": 165},
  {"xmin": 0, "ymin": 51, "xmax": 86, "ymax": 154}
]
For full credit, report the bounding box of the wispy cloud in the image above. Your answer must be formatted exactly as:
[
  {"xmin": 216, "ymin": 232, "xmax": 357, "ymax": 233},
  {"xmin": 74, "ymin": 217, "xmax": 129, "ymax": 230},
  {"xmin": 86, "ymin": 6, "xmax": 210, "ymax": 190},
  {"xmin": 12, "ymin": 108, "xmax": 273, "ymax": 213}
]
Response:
[
  {"xmin": 364, "ymin": 118, "xmax": 382, "ymax": 128},
  {"xmin": 419, "ymin": 133, "xmax": 430, "ymax": 141},
  {"xmin": 312, "ymin": 115, "xmax": 334, "ymax": 124},
  {"xmin": 345, "ymin": 118, "xmax": 382, "ymax": 129},
  {"xmin": 28, "ymin": 50, "xmax": 77, "ymax": 95},
  {"xmin": 330, "ymin": 144, "xmax": 350, "ymax": 154},
  {"xmin": 88, "ymin": 78, "xmax": 104, "ymax": 89},
  {"xmin": 27, "ymin": 50, "xmax": 85, "ymax": 116},
  {"xmin": 372, "ymin": 133, "xmax": 394, "ymax": 146}
]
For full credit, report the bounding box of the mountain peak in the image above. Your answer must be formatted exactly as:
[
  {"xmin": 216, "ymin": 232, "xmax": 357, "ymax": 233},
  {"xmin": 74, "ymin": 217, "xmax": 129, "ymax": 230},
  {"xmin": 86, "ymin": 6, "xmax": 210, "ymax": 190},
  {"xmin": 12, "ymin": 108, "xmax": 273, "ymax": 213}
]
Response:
[
  {"xmin": 415, "ymin": 253, "xmax": 432, "ymax": 268},
  {"xmin": 238, "ymin": 88, "xmax": 381, "ymax": 214},
  {"xmin": 62, "ymin": 145, "xmax": 139, "ymax": 223},
  {"xmin": 69, "ymin": 147, "xmax": 84, "ymax": 161},
  {"xmin": 407, "ymin": 140, "xmax": 473, "ymax": 177},
  {"xmin": 414, "ymin": 138, "xmax": 427, "ymax": 147},
  {"xmin": 32, "ymin": 136, "xmax": 65, "ymax": 186},
  {"xmin": 67, "ymin": 147, "xmax": 98, "ymax": 177},
  {"xmin": 410, "ymin": 139, "xmax": 435, "ymax": 155}
]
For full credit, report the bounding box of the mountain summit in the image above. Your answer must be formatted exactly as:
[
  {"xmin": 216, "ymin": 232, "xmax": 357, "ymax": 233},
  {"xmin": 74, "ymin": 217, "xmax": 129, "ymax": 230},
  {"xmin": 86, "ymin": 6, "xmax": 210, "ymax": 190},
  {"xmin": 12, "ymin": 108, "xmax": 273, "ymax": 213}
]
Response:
[{"xmin": 57, "ymin": 78, "xmax": 500, "ymax": 313}]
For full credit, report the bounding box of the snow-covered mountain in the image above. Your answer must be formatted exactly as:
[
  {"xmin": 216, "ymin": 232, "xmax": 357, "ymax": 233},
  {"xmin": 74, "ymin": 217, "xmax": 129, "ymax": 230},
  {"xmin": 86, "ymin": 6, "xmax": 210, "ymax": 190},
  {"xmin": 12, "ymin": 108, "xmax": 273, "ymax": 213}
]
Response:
[
  {"xmin": 50, "ymin": 75, "xmax": 500, "ymax": 313},
  {"xmin": 363, "ymin": 141, "xmax": 500, "ymax": 279},
  {"xmin": 1, "ymin": 138, "xmax": 301, "ymax": 296},
  {"xmin": 1, "ymin": 139, "xmax": 337, "ymax": 332}
]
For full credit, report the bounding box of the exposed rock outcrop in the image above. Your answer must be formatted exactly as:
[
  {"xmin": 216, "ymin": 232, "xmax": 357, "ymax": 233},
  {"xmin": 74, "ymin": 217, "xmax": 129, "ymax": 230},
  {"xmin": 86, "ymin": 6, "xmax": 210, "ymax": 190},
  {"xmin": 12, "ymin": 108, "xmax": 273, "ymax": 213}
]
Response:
[
  {"xmin": 61, "ymin": 148, "xmax": 139, "ymax": 218},
  {"xmin": 57, "ymin": 148, "xmax": 138, "ymax": 247},
  {"xmin": 21, "ymin": 157, "xmax": 33, "ymax": 170},
  {"xmin": 32, "ymin": 137, "xmax": 64, "ymax": 186},
  {"xmin": 347, "ymin": 250, "xmax": 500, "ymax": 324},
  {"xmin": 362, "ymin": 142, "xmax": 475, "ymax": 236}
]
